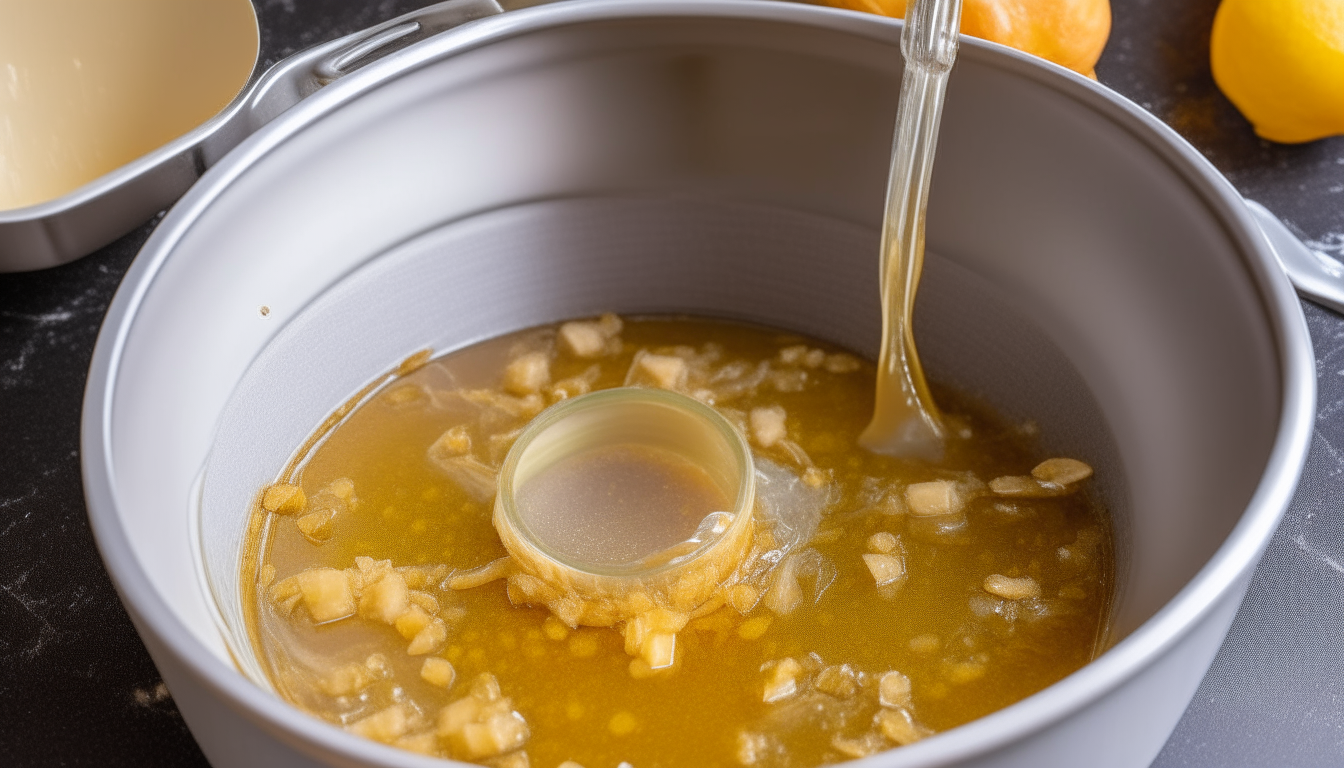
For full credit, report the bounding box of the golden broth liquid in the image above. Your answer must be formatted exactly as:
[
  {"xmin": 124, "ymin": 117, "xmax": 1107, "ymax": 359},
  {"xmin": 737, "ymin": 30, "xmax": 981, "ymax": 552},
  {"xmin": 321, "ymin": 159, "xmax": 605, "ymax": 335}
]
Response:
[
  {"xmin": 246, "ymin": 317, "xmax": 1113, "ymax": 768},
  {"xmin": 0, "ymin": 0, "xmax": 258, "ymax": 210}
]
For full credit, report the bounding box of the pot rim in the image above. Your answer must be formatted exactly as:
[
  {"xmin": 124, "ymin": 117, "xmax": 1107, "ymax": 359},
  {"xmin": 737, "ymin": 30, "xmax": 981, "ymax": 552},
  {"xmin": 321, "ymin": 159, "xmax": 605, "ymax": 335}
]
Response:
[{"xmin": 80, "ymin": 1, "xmax": 1316, "ymax": 765}]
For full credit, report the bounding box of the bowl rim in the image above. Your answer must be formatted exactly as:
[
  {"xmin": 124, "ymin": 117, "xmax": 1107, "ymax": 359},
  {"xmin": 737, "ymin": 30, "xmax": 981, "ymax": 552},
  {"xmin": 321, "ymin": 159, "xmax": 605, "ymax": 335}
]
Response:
[{"xmin": 80, "ymin": 1, "xmax": 1316, "ymax": 765}]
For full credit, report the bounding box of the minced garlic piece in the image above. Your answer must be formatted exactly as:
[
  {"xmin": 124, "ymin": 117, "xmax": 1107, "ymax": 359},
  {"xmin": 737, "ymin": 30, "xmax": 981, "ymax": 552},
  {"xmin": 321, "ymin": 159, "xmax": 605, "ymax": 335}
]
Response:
[
  {"xmin": 991, "ymin": 458, "xmax": 1093, "ymax": 498},
  {"xmin": 762, "ymin": 658, "xmax": 803, "ymax": 703},
  {"xmin": 317, "ymin": 654, "xmax": 387, "ymax": 696},
  {"xmin": 408, "ymin": 619, "xmax": 448, "ymax": 655},
  {"xmin": 354, "ymin": 572, "xmax": 405, "ymax": 626},
  {"xmin": 867, "ymin": 532, "xmax": 898, "ymax": 554},
  {"xmin": 801, "ymin": 467, "xmax": 829, "ymax": 488},
  {"xmin": 624, "ymin": 608, "xmax": 688, "ymax": 669},
  {"xmin": 777, "ymin": 345, "xmax": 809, "ymax": 366},
  {"xmin": 728, "ymin": 584, "xmax": 760, "ymax": 614},
  {"xmin": 863, "ymin": 553, "xmax": 906, "ymax": 586},
  {"xmin": 409, "ymin": 590, "xmax": 440, "ymax": 614},
  {"xmin": 436, "ymin": 674, "xmax": 530, "ymax": 759},
  {"xmin": 815, "ymin": 664, "xmax": 858, "ymax": 699},
  {"xmin": 763, "ymin": 563, "xmax": 803, "ymax": 615},
  {"xmin": 347, "ymin": 704, "xmax": 410, "ymax": 743},
  {"xmin": 327, "ymin": 478, "xmax": 355, "ymax": 501},
  {"xmin": 268, "ymin": 576, "xmax": 302, "ymax": 615},
  {"xmin": 905, "ymin": 480, "xmax": 963, "ymax": 516},
  {"xmin": 823, "ymin": 353, "xmax": 861, "ymax": 373},
  {"xmin": 502, "ymin": 352, "xmax": 551, "ymax": 396},
  {"xmin": 354, "ymin": 555, "xmax": 392, "ymax": 580},
  {"xmin": 947, "ymin": 660, "xmax": 987, "ymax": 684},
  {"xmin": 558, "ymin": 323, "xmax": 607, "ymax": 358},
  {"xmin": 431, "ymin": 425, "xmax": 472, "ymax": 458},
  {"xmin": 641, "ymin": 633, "xmax": 676, "ymax": 670},
  {"xmin": 1032, "ymin": 457, "xmax": 1093, "ymax": 486},
  {"xmin": 296, "ymin": 568, "xmax": 355, "ymax": 623},
  {"xmin": 383, "ymin": 384, "xmax": 426, "ymax": 406},
  {"xmin": 988, "ymin": 475, "xmax": 1051, "ymax": 497},
  {"xmin": 421, "ymin": 657, "xmax": 456, "ymax": 688},
  {"xmin": 876, "ymin": 707, "xmax": 929, "ymax": 746},
  {"xmin": 295, "ymin": 510, "xmax": 336, "ymax": 543},
  {"xmin": 631, "ymin": 352, "xmax": 688, "ymax": 390},
  {"xmin": 831, "ymin": 732, "xmax": 887, "ymax": 759},
  {"xmin": 983, "ymin": 574, "xmax": 1041, "ymax": 600},
  {"xmin": 749, "ymin": 406, "xmax": 787, "ymax": 448},
  {"xmin": 395, "ymin": 605, "xmax": 435, "ymax": 639},
  {"xmin": 261, "ymin": 483, "xmax": 305, "ymax": 514},
  {"xmin": 879, "ymin": 670, "xmax": 913, "ymax": 708},
  {"xmin": 558, "ymin": 314, "xmax": 622, "ymax": 358}
]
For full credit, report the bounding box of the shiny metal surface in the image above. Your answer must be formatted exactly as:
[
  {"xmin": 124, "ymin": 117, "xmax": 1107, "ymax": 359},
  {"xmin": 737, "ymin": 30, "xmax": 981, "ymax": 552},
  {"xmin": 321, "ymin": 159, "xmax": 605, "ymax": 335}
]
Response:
[
  {"xmin": 1248, "ymin": 199, "xmax": 1344, "ymax": 317},
  {"xmin": 0, "ymin": 0, "xmax": 502, "ymax": 272},
  {"xmin": 81, "ymin": 1, "xmax": 1315, "ymax": 767}
]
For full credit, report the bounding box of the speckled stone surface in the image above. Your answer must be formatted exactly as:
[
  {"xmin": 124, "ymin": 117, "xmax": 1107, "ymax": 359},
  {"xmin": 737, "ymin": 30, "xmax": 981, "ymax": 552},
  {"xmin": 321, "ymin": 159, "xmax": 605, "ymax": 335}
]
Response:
[{"xmin": 0, "ymin": 0, "xmax": 1341, "ymax": 766}]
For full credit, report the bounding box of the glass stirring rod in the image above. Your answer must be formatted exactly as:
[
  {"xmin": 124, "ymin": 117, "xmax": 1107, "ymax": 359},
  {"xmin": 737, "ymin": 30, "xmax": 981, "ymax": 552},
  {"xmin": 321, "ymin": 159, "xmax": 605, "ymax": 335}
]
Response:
[{"xmin": 859, "ymin": 0, "xmax": 963, "ymax": 460}]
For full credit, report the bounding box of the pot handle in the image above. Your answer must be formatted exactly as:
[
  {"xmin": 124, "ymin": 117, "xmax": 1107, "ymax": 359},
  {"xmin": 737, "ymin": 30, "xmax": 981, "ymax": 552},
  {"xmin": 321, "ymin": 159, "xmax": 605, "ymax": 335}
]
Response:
[
  {"xmin": 1247, "ymin": 199, "xmax": 1344, "ymax": 316},
  {"xmin": 234, "ymin": 0, "xmax": 504, "ymax": 133}
]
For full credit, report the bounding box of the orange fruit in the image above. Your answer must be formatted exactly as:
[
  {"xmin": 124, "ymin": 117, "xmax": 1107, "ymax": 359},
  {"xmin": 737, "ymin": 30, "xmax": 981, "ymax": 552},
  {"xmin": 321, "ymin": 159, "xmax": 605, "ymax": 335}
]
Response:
[{"xmin": 825, "ymin": 0, "xmax": 1112, "ymax": 78}]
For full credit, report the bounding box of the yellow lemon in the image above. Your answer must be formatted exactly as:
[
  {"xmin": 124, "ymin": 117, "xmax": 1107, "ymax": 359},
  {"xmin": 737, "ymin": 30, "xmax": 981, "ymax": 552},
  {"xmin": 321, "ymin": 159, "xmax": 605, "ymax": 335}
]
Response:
[
  {"xmin": 1211, "ymin": 0, "xmax": 1344, "ymax": 144},
  {"xmin": 825, "ymin": 0, "xmax": 1112, "ymax": 78}
]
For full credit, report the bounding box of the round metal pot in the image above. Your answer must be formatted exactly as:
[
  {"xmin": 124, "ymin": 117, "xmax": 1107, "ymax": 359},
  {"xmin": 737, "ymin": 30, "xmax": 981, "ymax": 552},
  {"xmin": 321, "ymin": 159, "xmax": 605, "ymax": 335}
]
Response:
[{"xmin": 81, "ymin": 1, "xmax": 1315, "ymax": 766}]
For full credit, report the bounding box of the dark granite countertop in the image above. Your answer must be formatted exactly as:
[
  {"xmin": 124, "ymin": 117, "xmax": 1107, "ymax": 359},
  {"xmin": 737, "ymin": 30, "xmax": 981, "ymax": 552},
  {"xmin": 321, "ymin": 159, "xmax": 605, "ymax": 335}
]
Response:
[{"xmin": 1, "ymin": 0, "xmax": 1341, "ymax": 765}]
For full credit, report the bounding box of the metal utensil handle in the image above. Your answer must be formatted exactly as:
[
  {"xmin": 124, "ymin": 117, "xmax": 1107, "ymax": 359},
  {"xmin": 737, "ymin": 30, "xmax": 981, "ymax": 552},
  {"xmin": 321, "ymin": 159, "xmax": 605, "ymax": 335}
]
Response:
[{"xmin": 1247, "ymin": 199, "xmax": 1344, "ymax": 316}]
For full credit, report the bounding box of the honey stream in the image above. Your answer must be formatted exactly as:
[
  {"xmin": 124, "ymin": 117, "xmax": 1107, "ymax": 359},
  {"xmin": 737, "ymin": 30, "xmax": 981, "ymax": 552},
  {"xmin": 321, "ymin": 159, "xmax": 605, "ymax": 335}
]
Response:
[{"xmin": 860, "ymin": 0, "xmax": 963, "ymax": 459}]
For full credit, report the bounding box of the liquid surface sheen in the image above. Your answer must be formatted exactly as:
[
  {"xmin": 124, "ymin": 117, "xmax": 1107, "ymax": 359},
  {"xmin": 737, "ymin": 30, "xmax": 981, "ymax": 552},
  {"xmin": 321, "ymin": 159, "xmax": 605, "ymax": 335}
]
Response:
[
  {"xmin": 519, "ymin": 443, "xmax": 731, "ymax": 568},
  {"xmin": 245, "ymin": 317, "xmax": 1113, "ymax": 768},
  {"xmin": 0, "ymin": 0, "xmax": 258, "ymax": 210}
]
